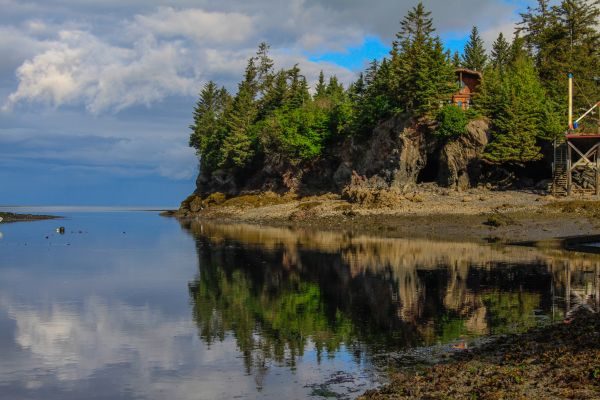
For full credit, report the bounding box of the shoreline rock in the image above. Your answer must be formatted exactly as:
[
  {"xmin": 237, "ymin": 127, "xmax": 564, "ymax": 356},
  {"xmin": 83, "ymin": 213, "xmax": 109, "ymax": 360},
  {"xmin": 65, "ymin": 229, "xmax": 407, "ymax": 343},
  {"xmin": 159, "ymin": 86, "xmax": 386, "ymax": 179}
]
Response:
[{"xmin": 360, "ymin": 310, "xmax": 600, "ymax": 400}]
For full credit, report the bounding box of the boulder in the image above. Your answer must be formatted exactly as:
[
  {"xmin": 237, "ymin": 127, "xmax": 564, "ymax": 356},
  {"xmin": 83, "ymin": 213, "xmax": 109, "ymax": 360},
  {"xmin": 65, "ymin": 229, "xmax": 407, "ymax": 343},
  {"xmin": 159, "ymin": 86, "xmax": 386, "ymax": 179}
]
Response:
[
  {"xmin": 354, "ymin": 114, "xmax": 436, "ymax": 190},
  {"xmin": 438, "ymin": 119, "xmax": 489, "ymax": 190}
]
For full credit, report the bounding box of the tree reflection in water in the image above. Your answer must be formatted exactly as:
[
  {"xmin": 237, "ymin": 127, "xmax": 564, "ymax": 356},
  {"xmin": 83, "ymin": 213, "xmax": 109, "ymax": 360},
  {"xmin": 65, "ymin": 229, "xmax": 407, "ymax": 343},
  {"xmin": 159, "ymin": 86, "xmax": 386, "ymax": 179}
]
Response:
[{"xmin": 182, "ymin": 221, "xmax": 600, "ymax": 378}]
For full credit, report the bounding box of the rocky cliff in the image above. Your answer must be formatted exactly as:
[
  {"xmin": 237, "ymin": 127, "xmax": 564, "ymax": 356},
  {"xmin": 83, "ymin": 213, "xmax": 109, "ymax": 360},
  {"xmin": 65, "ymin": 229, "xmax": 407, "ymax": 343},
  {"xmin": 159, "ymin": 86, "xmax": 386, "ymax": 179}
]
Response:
[{"xmin": 182, "ymin": 116, "xmax": 491, "ymax": 211}]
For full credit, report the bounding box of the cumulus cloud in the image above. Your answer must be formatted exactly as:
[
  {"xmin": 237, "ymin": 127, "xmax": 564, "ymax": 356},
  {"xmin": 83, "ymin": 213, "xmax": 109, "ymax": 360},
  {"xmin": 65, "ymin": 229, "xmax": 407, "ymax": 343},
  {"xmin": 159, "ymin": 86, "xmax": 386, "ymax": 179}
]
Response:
[
  {"xmin": 4, "ymin": 29, "xmax": 198, "ymax": 113},
  {"xmin": 131, "ymin": 7, "xmax": 255, "ymax": 44},
  {"xmin": 2, "ymin": 5, "xmax": 358, "ymax": 114}
]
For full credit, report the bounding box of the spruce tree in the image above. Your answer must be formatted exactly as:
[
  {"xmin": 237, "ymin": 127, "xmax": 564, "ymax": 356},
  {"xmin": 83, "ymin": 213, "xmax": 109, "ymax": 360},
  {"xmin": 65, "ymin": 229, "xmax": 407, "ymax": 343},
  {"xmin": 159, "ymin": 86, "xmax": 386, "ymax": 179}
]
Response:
[
  {"xmin": 452, "ymin": 51, "xmax": 462, "ymax": 68},
  {"xmin": 255, "ymin": 42, "xmax": 274, "ymax": 93},
  {"xmin": 483, "ymin": 56, "xmax": 561, "ymax": 165},
  {"xmin": 315, "ymin": 71, "xmax": 327, "ymax": 98},
  {"xmin": 518, "ymin": 0, "xmax": 600, "ymax": 109},
  {"xmin": 287, "ymin": 65, "xmax": 310, "ymax": 109},
  {"xmin": 221, "ymin": 58, "xmax": 259, "ymax": 168},
  {"xmin": 189, "ymin": 81, "xmax": 230, "ymax": 171},
  {"xmin": 390, "ymin": 2, "xmax": 454, "ymax": 114},
  {"xmin": 462, "ymin": 26, "xmax": 488, "ymax": 71},
  {"xmin": 261, "ymin": 69, "xmax": 288, "ymax": 116},
  {"xmin": 491, "ymin": 32, "xmax": 511, "ymax": 69}
]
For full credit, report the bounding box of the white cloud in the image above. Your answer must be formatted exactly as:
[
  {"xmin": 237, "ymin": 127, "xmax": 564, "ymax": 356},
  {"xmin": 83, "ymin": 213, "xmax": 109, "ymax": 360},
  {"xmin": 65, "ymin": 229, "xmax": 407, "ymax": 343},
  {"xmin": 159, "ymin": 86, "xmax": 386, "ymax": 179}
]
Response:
[
  {"xmin": 3, "ymin": 29, "xmax": 198, "ymax": 114},
  {"xmin": 2, "ymin": 5, "xmax": 357, "ymax": 114},
  {"xmin": 131, "ymin": 7, "xmax": 255, "ymax": 45}
]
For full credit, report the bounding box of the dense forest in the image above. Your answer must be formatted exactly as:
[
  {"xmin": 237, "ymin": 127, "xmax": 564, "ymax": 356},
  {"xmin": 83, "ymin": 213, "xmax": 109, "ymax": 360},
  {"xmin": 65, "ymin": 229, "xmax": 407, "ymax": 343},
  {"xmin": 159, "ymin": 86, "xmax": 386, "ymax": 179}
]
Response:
[{"xmin": 188, "ymin": 0, "xmax": 599, "ymax": 196}]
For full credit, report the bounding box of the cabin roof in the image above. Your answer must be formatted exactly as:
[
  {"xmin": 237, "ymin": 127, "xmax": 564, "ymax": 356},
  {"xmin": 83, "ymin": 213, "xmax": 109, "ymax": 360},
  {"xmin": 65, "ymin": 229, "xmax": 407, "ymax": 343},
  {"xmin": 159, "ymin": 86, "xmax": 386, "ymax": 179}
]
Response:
[{"xmin": 455, "ymin": 68, "xmax": 483, "ymax": 78}]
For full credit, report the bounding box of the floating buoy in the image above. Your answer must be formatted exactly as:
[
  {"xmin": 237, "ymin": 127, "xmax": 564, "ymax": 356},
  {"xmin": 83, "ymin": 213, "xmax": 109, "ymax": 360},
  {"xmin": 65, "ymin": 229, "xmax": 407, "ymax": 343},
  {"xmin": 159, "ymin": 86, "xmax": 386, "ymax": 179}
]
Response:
[{"xmin": 56, "ymin": 227, "xmax": 65, "ymax": 234}]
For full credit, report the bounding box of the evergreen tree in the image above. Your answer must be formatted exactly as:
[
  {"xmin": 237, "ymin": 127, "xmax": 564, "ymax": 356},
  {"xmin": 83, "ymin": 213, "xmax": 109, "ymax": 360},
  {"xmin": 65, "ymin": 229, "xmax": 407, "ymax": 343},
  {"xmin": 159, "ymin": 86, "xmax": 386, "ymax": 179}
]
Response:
[
  {"xmin": 189, "ymin": 81, "xmax": 231, "ymax": 170},
  {"xmin": 518, "ymin": 0, "xmax": 600, "ymax": 109},
  {"xmin": 352, "ymin": 58, "xmax": 396, "ymax": 134},
  {"xmin": 390, "ymin": 2, "xmax": 454, "ymax": 114},
  {"xmin": 255, "ymin": 42, "xmax": 274, "ymax": 95},
  {"xmin": 260, "ymin": 69, "xmax": 288, "ymax": 117},
  {"xmin": 462, "ymin": 26, "xmax": 488, "ymax": 71},
  {"xmin": 325, "ymin": 76, "xmax": 345, "ymax": 100},
  {"xmin": 364, "ymin": 60, "xmax": 379, "ymax": 86},
  {"xmin": 490, "ymin": 32, "xmax": 511, "ymax": 69},
  {"xmin": 315, "ymin": 71, "xmax": 327, "ymax": 98},
  {"xmin": 287, "ymin": 65, "xmax": 310, "ymax": 109},
  {"xmin": 451, "ymin": 51, "xmax": 462, "ymax": 68},
  {"xmin": 221, "ymin": 58, "xmax": 259, "ymax": 168},
  {"xmin": 482, "ymin": 56, "xmax": 561, "ymax": 165},
  {"xmin": 509, "ymin": 34, "xmax": 529, "ymax": 63}
]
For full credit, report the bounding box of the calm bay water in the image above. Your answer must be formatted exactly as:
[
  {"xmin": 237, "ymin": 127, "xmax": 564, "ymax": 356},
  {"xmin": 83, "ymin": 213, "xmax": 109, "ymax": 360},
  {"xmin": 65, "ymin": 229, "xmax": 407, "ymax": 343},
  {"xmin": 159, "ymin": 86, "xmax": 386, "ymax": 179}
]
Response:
[{"xmin": 0, "ymin": 209, "xmax": 598, "ymax": 399}]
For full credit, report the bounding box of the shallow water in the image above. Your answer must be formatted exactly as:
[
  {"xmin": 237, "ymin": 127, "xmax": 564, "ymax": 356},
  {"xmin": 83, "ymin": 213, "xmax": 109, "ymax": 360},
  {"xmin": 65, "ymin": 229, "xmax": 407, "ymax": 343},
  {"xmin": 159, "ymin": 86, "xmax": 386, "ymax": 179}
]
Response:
[{"xmin": 0, "ymin": 210, "xmax": 598, "ymax": 399}]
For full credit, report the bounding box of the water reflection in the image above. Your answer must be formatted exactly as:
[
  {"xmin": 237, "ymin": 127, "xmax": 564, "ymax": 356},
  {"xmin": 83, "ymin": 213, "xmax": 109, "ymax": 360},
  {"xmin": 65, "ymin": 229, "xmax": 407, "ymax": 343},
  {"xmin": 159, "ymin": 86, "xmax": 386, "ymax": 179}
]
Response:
[
  {"xmin": 183, "ymin": 221, "xmax": 600, "ymax": 376},
  {"xmin": 0, "ymin": 212, "xmax": 598, "ymax": 400}
]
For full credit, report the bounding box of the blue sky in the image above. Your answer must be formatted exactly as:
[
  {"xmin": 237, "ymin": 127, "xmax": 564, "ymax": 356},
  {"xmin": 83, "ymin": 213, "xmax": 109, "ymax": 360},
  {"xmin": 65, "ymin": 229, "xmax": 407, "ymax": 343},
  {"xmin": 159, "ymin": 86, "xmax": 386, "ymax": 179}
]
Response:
[{"xmin": 0, "ymin": 0, "xmax": 532, "ymax": 207}]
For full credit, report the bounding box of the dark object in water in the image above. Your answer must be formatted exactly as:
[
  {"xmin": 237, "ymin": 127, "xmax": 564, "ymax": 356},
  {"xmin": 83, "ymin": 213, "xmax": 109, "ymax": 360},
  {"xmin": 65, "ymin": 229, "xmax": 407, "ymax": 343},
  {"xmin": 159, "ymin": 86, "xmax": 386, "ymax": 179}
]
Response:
[{"xmin": 57, "ymin": 227, "xmax": 65, "ymax": 234}]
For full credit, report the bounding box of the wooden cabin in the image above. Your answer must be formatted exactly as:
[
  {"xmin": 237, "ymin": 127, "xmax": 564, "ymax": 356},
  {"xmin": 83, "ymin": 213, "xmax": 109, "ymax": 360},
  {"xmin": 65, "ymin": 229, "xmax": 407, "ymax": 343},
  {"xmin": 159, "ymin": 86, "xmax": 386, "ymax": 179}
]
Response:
[{"xmin": 452, "ymin": 68, "xmax": 482, "ymax": 110}]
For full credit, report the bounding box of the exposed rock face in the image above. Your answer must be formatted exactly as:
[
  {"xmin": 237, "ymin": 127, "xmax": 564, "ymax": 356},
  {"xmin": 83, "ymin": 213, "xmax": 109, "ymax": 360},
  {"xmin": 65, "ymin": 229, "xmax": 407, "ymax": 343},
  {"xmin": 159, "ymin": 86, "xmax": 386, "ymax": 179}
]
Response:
[
  {"xmin": 336, "ymin": 114, "xmax": 439, "ymax": 191},
  {"xmin": 438, "ymin": 119, "xmax": 489, "ymax": 190},
  {"xmin": 196, "ymin": 168, "xmax": 238, "ymax": 196},
  {"xmin": 186, "ymin": 115, "xmax": 491, "ymax": 208}
]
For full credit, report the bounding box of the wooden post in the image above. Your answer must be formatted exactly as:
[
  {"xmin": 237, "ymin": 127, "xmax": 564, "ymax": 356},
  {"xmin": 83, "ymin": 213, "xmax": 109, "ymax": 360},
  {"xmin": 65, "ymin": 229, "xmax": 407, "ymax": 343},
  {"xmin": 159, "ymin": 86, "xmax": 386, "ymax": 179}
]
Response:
[
  {"xmin": 596, "ymin": 148, "xmax": 600, "ymax": 196},
  {"xmin": 566, "ymin": 265, "xmax": 571, "ymax": 315},
  {"xmin": 567, "ymin": 142, "xmax": 572, "ymax": 195},
  {"xmin": 568, "ymin": 73, "xmax": 574, "ymax": 130}
]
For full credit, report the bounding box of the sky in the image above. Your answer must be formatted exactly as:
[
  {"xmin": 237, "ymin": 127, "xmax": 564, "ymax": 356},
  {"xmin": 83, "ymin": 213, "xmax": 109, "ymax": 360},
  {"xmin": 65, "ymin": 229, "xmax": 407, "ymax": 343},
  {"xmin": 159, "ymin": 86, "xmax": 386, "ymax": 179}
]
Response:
[{"xmin": 0, "ymin": 0, "xmax": 535, "ymax": 207}]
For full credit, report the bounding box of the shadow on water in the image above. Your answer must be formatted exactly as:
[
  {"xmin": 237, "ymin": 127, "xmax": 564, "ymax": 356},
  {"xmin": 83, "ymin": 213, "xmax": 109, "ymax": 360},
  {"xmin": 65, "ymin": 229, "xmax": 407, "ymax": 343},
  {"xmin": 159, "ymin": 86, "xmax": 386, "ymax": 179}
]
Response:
[{"xmin": 179, "ymin": 221, "xmax": 600, "ymax": 382}]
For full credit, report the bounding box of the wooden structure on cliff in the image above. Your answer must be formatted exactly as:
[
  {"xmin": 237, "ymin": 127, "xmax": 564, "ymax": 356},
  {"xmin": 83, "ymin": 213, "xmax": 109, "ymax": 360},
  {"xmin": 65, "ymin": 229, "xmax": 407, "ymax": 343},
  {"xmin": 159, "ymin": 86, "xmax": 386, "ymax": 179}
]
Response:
[
  {"xmin": 452, "ymin": 68, "xmax": 482, "ymax": 110},
  {"xmin": 552, "ymin": 73, "xmax": 600, "ymax": 196}
]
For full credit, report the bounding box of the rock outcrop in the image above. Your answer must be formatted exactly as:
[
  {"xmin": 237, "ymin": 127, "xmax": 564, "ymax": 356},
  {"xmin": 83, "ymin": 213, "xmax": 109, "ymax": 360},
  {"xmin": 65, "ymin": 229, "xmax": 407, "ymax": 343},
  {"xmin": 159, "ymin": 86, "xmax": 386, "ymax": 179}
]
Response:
[
  {"xmin": 438, "ymin": 119, "xmax": 489, "ymax": 190},
  {"xmin": 184, "ymin": 115, "xmax": 491, "ymax": 210}
]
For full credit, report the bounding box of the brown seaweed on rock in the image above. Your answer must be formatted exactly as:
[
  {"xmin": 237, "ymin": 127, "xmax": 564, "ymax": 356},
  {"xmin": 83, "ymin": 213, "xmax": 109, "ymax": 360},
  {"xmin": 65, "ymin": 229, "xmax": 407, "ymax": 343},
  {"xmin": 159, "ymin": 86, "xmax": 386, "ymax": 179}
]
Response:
[{"xmin": 360, "ymin": 310, "xmax": 600, "ymax": 399}]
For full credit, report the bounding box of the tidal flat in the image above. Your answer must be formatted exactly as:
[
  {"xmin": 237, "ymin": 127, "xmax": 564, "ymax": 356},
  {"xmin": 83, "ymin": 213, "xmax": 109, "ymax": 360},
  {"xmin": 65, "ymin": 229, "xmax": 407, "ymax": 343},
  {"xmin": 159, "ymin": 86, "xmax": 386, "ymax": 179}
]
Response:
[{"xmin": 0, "ymin": 209, "xmax": 598, "ymax": 399}]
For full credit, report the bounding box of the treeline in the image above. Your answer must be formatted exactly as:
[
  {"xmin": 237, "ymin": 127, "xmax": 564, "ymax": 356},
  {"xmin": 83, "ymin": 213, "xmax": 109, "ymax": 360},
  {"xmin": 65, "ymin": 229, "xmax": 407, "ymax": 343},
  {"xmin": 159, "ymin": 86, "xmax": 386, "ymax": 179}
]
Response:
[{"xmin": 189, "ymin": 0, "xmax": 599, "ymax": 177}]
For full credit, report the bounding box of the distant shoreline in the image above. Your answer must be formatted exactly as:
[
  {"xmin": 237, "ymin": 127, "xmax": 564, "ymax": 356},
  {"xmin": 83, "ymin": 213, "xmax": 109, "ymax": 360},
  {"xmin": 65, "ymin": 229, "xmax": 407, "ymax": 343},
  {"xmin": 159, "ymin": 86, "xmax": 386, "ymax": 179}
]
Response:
[{"xmin": 0, "ymin": 212, "xmax": 61, "ymax": 223}]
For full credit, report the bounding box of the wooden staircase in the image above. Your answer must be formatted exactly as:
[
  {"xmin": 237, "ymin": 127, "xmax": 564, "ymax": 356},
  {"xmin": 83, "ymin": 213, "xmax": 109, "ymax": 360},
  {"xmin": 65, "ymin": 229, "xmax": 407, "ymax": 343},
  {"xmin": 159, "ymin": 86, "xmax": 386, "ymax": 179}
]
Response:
[{"xmin": 552, "ymin": 143, "xmax": 568, "ymax": 195}]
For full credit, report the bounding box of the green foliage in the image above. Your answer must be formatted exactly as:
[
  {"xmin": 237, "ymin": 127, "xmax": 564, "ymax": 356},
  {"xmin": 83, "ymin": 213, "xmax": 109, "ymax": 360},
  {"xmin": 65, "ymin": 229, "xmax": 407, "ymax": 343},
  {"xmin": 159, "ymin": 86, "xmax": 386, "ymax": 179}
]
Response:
[
  {"xmin": 390, "ymin": 2, "xmax": 455, "ymax": 115},
  {"xmin": 491, "ymin": 32, "xmax": 511, "ymax": 69},
  {"xmin": 451, "ymin": 51, "xmax": 462, "ymax": 68},
  {"xmin": 259, "ymin": 102, "xmax": 330, "ymax": 163},
  {"xmin": 189, "ymin": 81, "xmax": 231, "ymax": 171},
  {"xmin": 480, "ymin": 56, "xmax": 562, "ymax": 165},
  {"xmin": 435, "ymin": 105, "xmax": 469, "ymax": 138},
  {"xmin": 518, "ymin": 0, "xmax": 600, "ymax": 110},
  {"xmin": 462, "ymin": 26, "xmax": 488, "ymax": 71}
]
